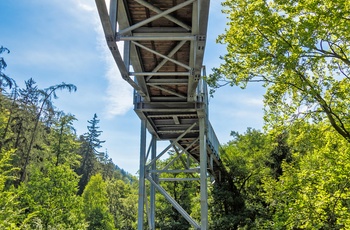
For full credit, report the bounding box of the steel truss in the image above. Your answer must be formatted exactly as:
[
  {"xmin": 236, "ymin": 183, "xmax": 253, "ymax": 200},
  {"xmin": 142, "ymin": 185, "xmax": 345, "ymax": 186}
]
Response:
[
  {"xmin": 95, "ymin": 0, "xmax": 220, "ymax": 229},
  {"xmin": 138, "ymin": 118, "xmax": 208, "ymax": 230},
  {"xmin": 95, "ymin": 0, "xmax": 210, "ymax": 102}
]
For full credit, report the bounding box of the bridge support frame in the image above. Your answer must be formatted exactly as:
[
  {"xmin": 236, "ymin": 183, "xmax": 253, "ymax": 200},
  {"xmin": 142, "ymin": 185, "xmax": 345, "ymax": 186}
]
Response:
[
  {"xmin": 137, "ymin": 119, "xmax": 209, "ymax": 230},
  {"xmin": 95, "ymin": 0, "xmax": 216, "ymax": 229}
]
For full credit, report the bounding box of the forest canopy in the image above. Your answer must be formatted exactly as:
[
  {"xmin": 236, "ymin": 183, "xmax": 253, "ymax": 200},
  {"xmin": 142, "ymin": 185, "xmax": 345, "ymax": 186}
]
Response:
[
  {"xmin": 0, "ymin": 46, "xmax": 138, "ymax": 229},
  {"xmin": 207, "ymin": 0, "xmax": 350, "ymax": 140},
  {"xmin": 206, "ymin": 0, "xmax": 350, "ymax": 229}
]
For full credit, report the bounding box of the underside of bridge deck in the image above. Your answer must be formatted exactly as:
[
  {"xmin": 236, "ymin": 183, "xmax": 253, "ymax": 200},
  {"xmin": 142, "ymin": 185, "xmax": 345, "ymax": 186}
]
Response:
[{"xmin": 95, "ymin": 0, "xmax": 224, "ymax": 229}]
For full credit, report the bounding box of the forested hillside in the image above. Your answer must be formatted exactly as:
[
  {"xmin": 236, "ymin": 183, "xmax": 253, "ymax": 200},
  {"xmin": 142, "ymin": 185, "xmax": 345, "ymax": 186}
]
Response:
[{"xmin": 0, "ymin": 46, "xmax": 138, "ymax": 229}]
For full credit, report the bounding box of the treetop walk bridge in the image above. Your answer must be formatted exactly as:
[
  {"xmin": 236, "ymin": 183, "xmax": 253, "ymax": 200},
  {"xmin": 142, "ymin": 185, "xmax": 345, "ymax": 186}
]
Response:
[{"xmin": 95, "ymin": 0, "xmax": 225, "ymax": 229}]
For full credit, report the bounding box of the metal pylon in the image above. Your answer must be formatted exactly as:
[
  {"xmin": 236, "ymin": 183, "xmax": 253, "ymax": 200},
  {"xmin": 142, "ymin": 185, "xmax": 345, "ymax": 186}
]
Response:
[{"xmin": 137, "ymin": 118, "xmax": 208, "ymax": 230}]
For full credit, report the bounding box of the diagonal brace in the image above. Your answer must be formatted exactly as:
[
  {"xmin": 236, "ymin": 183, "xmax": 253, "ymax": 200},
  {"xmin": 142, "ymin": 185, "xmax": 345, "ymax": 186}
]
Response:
[
  {"xmin": 146, "ymin": 40, "xmax": 187, "ymax": 81},
  {"xmin": 118, "ymin": 0, "xmax": 196, "ymax": 35},
  {"xmin": 149, "ymin": 85, "xmax": 187, "ymax": 99},
  {"xmin": 134, "ymin": 0, "xmax": 191, "ymax": 31},
  {"xmin": 147, "ymin": 175, "xmax": 200, "ymax": 229},
  {"xmin": 146, "ymin": 122, "xmax": 197, "ymax": 169},
  {"xmin": 132, "ymin": 41, "xmax": 191, "ymax": 70}
]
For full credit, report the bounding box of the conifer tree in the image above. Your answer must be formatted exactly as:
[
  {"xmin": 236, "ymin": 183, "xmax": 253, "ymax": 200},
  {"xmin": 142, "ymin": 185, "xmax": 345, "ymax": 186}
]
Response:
[{"xmin": 77, "ymin": 113, "xmax": 105, "ymax": 194}]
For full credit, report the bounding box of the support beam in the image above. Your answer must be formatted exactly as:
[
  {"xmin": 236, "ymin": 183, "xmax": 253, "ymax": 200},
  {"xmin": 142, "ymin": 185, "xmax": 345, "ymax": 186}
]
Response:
[
  {"xmin": 109, "ymin": 0, "xmax": 117, "ymax": 35},
  {"xmin": 118, "ymin": 0, "xmax": 196, "ymax": 35},
  {"xmin": 95, "ymin": 0, "xmax": 221, "ymax": 229},
  {"xmin": 131, "ymin": 72, "xmax": 190, "ymax": 76},
  {"xmin": 146, "ymin": 40, "xmax": 188, "ymax": 81},
  {"xmin": 134, "ymin": 0, "xmax": 191, "ymax": 31},
  {"xmin": 118, "ymin": 34, "xmax": 195, "ymax": 41},
  {"xmin": 146, "ymin": 122, "xmax": 197, "ymax": 168},
  {"xmin": 158, "ymin": 178, "xmax": 200, "ymax": 182},
  {"xmin": 199, "ymin": 117, "xmax": 208, "ymax": 229},
  {"xmin": 132, "ymin": 41, "xmax": 191, "ymax": 71},
  {"xmin": 95, "ymin": 0, "xmax": 148, "ymax": 98},
  {"xmin": 150, "ymin": 135, "xmax": 156, "ymax": 230},
  {"xmin": 147, "ymin": 176, "xmax": 200, "ymax": 229},
  {"xmin": 149, "ymin": 85, "xmax": 187, "ymax": 99},
  {"xmin": 137, "ymin": 120, "xmax": 147, "ymax": 230}
]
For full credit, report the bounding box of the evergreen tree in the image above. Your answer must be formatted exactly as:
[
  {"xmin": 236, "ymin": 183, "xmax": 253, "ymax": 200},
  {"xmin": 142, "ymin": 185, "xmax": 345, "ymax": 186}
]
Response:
[
  {"xmin": 77, "ymin": 113, "xmax": 105, "ymax": 194},
  {"xmin": 48, "ymin": 112, "xmax": 80, "ymax": 167},
  {"xmin": 18, "ymin": 80, "xmax": 77, "ymax": 182},
  {"xmin": 0, "ymin": 46, "xmax": 13, "ymax": 91}
]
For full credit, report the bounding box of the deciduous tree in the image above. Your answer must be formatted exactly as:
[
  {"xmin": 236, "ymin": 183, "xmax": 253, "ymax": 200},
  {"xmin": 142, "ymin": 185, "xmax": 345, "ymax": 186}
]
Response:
[
  {"xmin": 83, "ymin": 173, "xmax": 114, "ymax": 230},
  {"xmin": 208, "ymin": 0, "xmax": 350, "ymax": 141}
]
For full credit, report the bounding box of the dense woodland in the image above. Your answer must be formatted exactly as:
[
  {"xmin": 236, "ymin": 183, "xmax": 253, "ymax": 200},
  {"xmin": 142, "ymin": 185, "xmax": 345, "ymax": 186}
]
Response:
[
  {"xmin": 0, "ymin": 46, "xmax": 138, "ymax": 229},
  {"xmin": 1, "ymin": 0, "xmax": 350, "ymax": 229}
]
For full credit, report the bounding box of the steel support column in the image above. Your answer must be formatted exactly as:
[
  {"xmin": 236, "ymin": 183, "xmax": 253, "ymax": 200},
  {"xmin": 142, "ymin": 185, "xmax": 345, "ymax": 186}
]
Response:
[
  {"xmin": 108, "ymin": 0, "xmax": 117, "ymax": 35},
  {"xmin": 150, "ymin": 135, "xmax": 156, "ymax": 230},
  {"xmin": 137, "ymin": 120, "xmax": 147, "ymax": 230},
  {"xmin": 199, "ymin": 116, "xmax": 208, "ymax": 229}
]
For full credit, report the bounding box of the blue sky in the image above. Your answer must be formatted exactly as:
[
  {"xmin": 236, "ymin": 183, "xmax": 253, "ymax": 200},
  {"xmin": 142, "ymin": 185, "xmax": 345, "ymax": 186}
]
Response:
[{"xmin": 1, "ymin": 0, "xmax": 265, "ymax": 174}]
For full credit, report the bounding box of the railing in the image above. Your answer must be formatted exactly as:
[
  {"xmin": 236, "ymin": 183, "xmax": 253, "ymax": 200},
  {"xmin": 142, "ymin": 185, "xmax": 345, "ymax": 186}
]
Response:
[
  {"xmin": 207, "ymin": 121, "xmax": 220, "ymax": 159},
  {"xmin": 197, "ymin": 66, "xmax": 220, "ymax": 160}
]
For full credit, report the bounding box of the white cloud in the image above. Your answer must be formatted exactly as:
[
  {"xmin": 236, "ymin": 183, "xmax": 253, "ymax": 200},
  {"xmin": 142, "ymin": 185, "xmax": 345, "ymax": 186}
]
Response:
[
  {"xmin": 102, "ymin": 43, "xmax": 133, "ymax": 119},
  {"xmin": 72, "ymin": 0, "xmax": 133, "ymax": 118},
  {"xmin": 95, "ymin": 24, "xmax": 133, "ymax": 118},
  {"xmin": 76, "ymin": 1, "xmax": 95, "ymax": 12}
]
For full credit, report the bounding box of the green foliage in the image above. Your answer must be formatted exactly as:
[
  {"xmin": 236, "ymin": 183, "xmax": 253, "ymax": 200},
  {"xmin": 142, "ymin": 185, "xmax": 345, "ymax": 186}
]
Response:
[
  {"xmin": 48, "ymin": 112, "xmax": 81, "ymax": 167},
  {"xmin": 208, "ymin": 0, "xmax": 350, "ymax": 141},
  {"xmin": 211, "ymin": 123, "xmax": 350, "ymax": 229},
  {"xmin": 207, "ymin": 3, "xmax": 350, "ymax": 227},
  {"xmin": 19, "ymin": 164, "xmax": 87, "ymax": 229},
  {"xmin": 106, "ymin": 178, "xmax": 137, "ymax": 229},
  {"xmin": 0, "ymin": 46, "xmax": 137, "ymax": 230},
  {"xmin": 0, "ymin": 149, "xmax": 23, "ymax": 229},
  {"xmin": 264, "ymin": 123, "xmax": 350, "ymax": 229},
  {"xmin": 83, "ymin": 173, "xmax": 114, "ymax": 230},
  {"xmin": 0, "ymin": 46, "xmax": 13, "ymax": 90},
  {"xmin": 210, "ymin": 128, "xmax": 274, "ymax": 229},
  {"xmin": 20, "ymin": 80, "xmax": 77, "ymax": 182}
]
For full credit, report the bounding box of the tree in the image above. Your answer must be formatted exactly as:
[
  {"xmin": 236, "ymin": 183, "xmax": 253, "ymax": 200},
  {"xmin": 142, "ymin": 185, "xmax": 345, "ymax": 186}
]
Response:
[
  {"xmin": 19, "ymin": 163, "xmax": 87, "ymax": 229},
  {"xmin": 0, "ymin": 82, "xmax": 19, "ymax": 152},
  {"xmin": 210, "ymin": 128, "xmax": 273, "ymax": 229},
  {"xmin": 106, "ymin": 178, "xmax": 137, "ymax": 229},
  {"xmin": 82, "ymin": 173, "xmax": 114, "ymax": 230},
  {"xmin": 208, "ymin": 0, "xmax": 350, "ymax": 141},
  {"xmin": 263, "ymin": 122, "xmax": 350, "ymax": 229},
  {"xmin": 48, "ymin": 112, "xmax": 80, "ymax": 167},
  {"xmin": 0, "ymin": 46, "xmax": 13, "ymax": 91},
  {"xmin": 20, "ymin": 82, "xmax": 77, "ymax": 182},
  {"xmin": 0, "ymin": 149, "xmax": 28, "ymax": 229},
  {"xmin": 77, "ymin": 113, "xmax": 105, "ymax": 194}
]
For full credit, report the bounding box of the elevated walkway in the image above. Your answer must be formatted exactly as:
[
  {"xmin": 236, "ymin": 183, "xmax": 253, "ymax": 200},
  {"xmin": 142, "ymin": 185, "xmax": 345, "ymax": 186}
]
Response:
[{"xmin": 95, "ymin": 0, "xmax": 225, "ymax": 229}]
